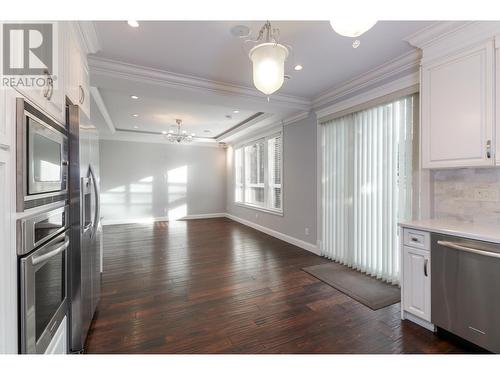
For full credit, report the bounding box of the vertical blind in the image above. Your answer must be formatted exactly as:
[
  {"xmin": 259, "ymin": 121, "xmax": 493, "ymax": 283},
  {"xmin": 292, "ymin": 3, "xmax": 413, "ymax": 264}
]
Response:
[
  {"xmin": 234, "ymin": 133, "xmax": 282, "ymax": 212},
  {"xmin": 321, "ymin": 95, "xmax": 415, "ymax": 284}
]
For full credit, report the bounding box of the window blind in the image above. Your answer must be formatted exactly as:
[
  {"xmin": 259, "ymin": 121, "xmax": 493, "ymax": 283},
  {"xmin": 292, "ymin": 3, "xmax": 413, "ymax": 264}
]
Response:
[
  {"xmin": 321, "ymin": 95, "xmax": 415, "ymax": 284},
  {"xmin": 234, "ymin": 132, "xmax": 283, "ymax": 213}
]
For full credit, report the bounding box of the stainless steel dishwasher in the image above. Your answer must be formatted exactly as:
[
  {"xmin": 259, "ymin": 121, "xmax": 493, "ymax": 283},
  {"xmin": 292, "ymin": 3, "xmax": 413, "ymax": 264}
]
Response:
[{"xmin": 431, "ymin": 233, "xmax": 500, "ymax": 353}]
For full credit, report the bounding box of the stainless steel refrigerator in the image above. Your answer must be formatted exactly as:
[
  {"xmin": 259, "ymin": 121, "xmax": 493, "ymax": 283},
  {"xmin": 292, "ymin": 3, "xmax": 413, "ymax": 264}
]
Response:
[{"xmin": 67, "ymin": 102, "xmax": 102, "ymax": 353}]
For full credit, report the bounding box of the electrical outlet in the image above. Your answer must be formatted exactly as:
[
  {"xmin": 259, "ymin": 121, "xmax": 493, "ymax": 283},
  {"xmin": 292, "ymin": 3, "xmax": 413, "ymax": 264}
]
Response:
[
  {"xmin": 473, "ymin": 188, "xmax": 499, "ymax": 202},
  {"xmin": 305, "ymin": 227, "xmax": 309, "ymax": 236}
]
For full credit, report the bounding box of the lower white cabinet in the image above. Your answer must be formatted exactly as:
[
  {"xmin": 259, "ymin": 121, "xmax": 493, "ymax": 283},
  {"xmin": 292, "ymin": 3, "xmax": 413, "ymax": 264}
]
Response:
[
  {"xmin": 401, "ymin": 227, "xmax": 433, "ymax": 330},
  {"xmin": 402, "ymin": 246, "xmax": 431, "ymax": 322},
  {"xmin": 44, "ymin": 316, "xmax": 67, "ymax": 354}
]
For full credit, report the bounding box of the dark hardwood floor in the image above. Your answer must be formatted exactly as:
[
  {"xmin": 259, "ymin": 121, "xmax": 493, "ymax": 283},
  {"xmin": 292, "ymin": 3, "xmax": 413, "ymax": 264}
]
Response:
[{"xmin": 85, "ymin": 218, "xmax": 470, "ymax": 354}]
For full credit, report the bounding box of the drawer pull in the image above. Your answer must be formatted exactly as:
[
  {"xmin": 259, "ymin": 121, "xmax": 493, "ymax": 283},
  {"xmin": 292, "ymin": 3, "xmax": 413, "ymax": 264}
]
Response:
[{"xmin": 424, "ymin": 259, "xmax": 428, "ymax": 277}]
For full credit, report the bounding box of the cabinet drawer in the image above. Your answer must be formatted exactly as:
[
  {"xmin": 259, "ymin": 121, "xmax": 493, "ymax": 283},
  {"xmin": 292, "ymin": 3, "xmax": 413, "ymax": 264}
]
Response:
[{"xmin": 403, "ymin": 228, "xmax": 430, "ymax": 250}]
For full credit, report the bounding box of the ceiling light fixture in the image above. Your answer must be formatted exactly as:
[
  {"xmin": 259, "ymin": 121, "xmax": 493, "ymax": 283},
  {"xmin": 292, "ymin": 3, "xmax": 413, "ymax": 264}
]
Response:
[
  {"xmin": 133, "ymin": 126, "xmax": 138, "ymax": 129},
  {"xmin": 294, "ymin": 64, "xmax": 303, "ymax": 71},
  {"xmin": 329, "ymin": 19, "xmax": 377, "ymax": 38},
  {"xmin": 132, "ymin": 114, "xmax": 139, "ymax": 117},
  {"xmin": 127, "ymin": 20, "xmax": 139, "ymax": 28},
  {"xmin": 165, "ymin": 119, "xmax": 193, "ymax": 144},
  {"xmin": 130, "ymin": 95, "xmax": 139, "ymax": 99},
  {"xmin": 248, "ymin": 21, "xmax": 289, "ymax": 96},
  {"xmin": 161, "ymin": 131, "xmax": 167, "ymax": 135},
  {"xmin": 233, "ymin": 110, "xmax": 240, "ymax": 114}
]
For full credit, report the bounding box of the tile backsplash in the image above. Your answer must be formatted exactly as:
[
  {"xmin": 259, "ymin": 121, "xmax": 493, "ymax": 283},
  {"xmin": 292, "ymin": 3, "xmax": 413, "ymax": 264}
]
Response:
[{"xmin": 431, "ymin": 168, "xmax": 500, "ymax": 224}]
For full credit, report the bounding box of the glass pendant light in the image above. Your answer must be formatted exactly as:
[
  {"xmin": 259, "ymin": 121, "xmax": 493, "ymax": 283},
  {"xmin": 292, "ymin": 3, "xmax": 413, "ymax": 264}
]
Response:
[
  {"xmin": 329, "ymin": 19, "xmax": 377, "ymax": 38},
  {"xmin": 248, "ymin": 22, "xmax": 289, "ymax": 95}
]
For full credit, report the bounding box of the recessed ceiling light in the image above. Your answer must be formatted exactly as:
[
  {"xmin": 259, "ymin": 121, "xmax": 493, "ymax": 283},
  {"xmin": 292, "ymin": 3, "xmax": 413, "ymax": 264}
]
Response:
[
  {"xmin": 191, "ymin": 133, "xmax": 196, "ymax": 137},
  {"xmin": 127, "ymin": 21, "xmax": 139, "ymax": 28},
  {"xmin": 133, "ymin": 125, "xmax": 138, "ymax": 129},
  {"xmin": 132, "ymin": 114, "xmax": 139, "ymax": 117},
  {"xmin": 130, "ymin": 95, "xmax": 139, "ymax": 99},
  {"xmin": 294, "ymin": 64, "xmax": 303, "ymax": 71},
  {"xmin": 161, "ymin": 131, "xmax": 167, "ymax": 135},
  {"xmin": 233, "ymin": 110, "xmax": 239, "ymax": 114}
]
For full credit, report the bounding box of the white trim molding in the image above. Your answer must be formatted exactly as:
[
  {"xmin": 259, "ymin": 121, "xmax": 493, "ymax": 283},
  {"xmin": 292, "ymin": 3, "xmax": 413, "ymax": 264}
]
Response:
[
  {"xmin": 88, "ymin": 56, "xmax": 311, "ymax": 110},
  {"xmin": 99, "ymin": 132, "xmax": 220, "ymax": 147},
  {"xmin": 75, "ymin": 21, "xmax": 101, "ymax": 54},
  {"xmin": 225, "ymin": 213, "xmax": 320, "ymax": 256},
  {"xmin": 315, "ymin": 73, "xmax": 419, "ymax": 121},
  {"xmin": 312, "ymin": 50, "xmax": 421, "ymax": 109},
  {"xmin": 102, "ymin": 213, "xmax": 226, "ymax": 226},
  {"xmin": 90, "ymin": 87, "xmax": 116, "ymax": 134},
  {"xmin": 406, "ymin": 21, "xmax": 500, "ymax": 65}
]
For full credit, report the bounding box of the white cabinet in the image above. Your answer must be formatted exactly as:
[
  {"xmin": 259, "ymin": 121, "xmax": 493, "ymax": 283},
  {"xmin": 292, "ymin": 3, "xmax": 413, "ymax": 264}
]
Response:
[
  {"xmin": 65, "ymin": 24, "xmax": 90, "ymax": 117},
  {"xmin": 11, "ymin": 23, "xmax": 66, "ymax": 124},
  {"xmin": 402, "ymin": 246, "xmax": 431, "ymax": 321},
  {"xmin": 400, "ymin": 227, "xmax": 433, "ymax": 331},
  {"xmin": 421, "ymin": 41, "xmax": 495, "ymax": 169},
  {"xmin": 44, "ymin": 316, "xmax": 67, "ymax": 354}
]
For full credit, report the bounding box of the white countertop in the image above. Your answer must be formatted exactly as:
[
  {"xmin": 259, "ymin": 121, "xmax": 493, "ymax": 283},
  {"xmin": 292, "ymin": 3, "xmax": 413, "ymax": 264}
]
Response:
[{"xmin": 399, "ymin": 218, "xmax": 500, "ymax": 244}]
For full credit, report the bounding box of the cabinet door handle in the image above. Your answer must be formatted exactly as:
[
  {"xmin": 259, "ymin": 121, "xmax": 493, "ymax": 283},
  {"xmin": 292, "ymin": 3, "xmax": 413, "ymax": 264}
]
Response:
[
  {"xmin": 43, "ymin": 70, "xmax": 54, "ymax": 101},
  {"xmin": 424, "ymin": 259, "xmax": 428, "ymax": 277},
  {"xmin": 79, "ymin": 85, "xmax": 85, "ymax": 104},
  {"xmin": 486, "ymin": 140, "xmax": 492, "ymax": 159}
]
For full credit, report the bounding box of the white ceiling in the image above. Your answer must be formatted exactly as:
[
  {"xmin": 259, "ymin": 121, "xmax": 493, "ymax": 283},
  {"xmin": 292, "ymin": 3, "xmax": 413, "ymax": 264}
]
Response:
[
  {"xmin": 99, "ymin": 88, "xmax": 257, "ymax": 137},
  {"xmin": 89, "ymin": 21, "xmax": 435, "ymax": 142},
  {"xmin": 93, "ymin": 21, "xmax": 434, "ymax": 98}
]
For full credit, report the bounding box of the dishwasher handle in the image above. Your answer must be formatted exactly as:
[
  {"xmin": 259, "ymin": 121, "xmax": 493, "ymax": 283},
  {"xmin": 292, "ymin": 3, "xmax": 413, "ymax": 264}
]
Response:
[{"xmin": 437, "ymin": 240, "xmax": 500, "ymax": 259}]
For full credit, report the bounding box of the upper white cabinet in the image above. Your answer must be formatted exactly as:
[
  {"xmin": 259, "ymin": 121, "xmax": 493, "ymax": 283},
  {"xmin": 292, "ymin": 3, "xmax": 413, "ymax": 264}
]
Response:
[
  {"xmin": 65, "ymin": 24, "xmax": 90, "ymax": 117},
  {"xmin": 421, "ymin": 41, "xmax": 495, "ymax": 169},
  {"xmin": 10, "ymin": 23, "xmax": 66, "ymax": 124}
]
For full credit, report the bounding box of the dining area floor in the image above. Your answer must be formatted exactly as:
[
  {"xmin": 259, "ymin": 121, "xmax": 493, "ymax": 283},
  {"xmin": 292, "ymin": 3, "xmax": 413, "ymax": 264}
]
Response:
[{"xmin": 84, "ymin": 218, "xmax": 472, "ymax": 354}]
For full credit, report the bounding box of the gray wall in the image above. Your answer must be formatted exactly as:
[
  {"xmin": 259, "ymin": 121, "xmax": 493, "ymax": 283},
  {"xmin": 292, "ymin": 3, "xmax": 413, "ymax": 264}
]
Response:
[
  {"xmin": 226, "ymin": 113, "xmax": 318, "ymax": 245},
  {"xmin": 100, "ymin": 140, "xmax": 226, "ymax": 223}
]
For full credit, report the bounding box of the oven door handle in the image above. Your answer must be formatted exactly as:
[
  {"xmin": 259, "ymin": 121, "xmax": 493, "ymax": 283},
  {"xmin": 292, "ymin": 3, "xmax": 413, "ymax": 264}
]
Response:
[{"xmin": 32, "ymin": 240, "xmax": 69, "ymax": 266}]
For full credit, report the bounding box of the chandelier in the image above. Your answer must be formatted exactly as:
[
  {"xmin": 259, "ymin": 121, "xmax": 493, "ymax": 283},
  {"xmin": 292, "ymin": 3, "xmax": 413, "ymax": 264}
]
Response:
[
  {"xmin": 165, "ymin": 119, "xmax": 194, "ymax": 143},
  {"xmin": 248, "ymin": 21, "xmax": 289, "ymax": 95}
]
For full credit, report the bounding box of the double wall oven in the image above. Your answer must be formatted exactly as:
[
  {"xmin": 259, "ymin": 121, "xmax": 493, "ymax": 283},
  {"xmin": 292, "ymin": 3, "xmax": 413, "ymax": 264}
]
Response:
[{"xmin": 16, "ymin": 98, "xmax": 70, "ymax": 354}]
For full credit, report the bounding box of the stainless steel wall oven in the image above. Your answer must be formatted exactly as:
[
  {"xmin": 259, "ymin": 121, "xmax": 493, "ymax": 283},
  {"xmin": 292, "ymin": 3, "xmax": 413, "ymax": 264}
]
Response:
[{"xmin": 18, "ymin": 203, "xmax": 69, "ymax": 354}]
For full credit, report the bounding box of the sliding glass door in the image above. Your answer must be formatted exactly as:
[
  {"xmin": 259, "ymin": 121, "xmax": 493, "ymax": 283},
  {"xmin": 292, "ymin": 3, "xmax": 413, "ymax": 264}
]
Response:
[{"xmin": 321, "ymin": 95, "xmax": 416, "ymax": 284}]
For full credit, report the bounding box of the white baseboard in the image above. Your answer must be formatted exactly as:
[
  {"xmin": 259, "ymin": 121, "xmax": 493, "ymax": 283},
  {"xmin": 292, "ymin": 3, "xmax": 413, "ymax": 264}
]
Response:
[
  {"xmin": 102, "ymin": 212, "xmax": 320, "ymax": 256},
  {"xmin": 402, "ymin": 311, "xmax": 435, "ymax": 332},
  {"xmin": 102, "ymin": 213, "xmax": 226, "ymax": 226},
  {"xmin": 182, "ymin": 213, "xmax": 226, "ymax": 220},
  {"xmin": 224, "ymin": 213, "xmax": 320, "ymax": 256}
]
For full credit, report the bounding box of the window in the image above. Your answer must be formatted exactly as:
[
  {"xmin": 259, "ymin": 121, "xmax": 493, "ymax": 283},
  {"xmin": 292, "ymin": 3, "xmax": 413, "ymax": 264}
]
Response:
[{"xmin": 234, "ymin": 133, "xmax": 282, "ymax": 213}]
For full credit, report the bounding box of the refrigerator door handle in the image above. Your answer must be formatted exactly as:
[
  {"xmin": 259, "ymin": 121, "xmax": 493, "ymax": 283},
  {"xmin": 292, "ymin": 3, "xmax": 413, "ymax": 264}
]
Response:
[{"xmin": 89, "ymin": 164, "xmax": 100, "ymax": 238}]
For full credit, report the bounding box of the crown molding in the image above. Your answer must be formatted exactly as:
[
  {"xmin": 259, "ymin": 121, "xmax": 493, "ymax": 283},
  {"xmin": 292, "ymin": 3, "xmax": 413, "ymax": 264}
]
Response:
[
  {"xmin": 406, "ymin": 21, "xmax": 500, "ymax": 64},
  {"xmin": 99, "ymin": 131, "xmax": 221, "ymax": 147},
  {"xmin": 404, "ymin": 21, "xmax": 470, "ymax": 49},
  {"xmin": 90, "ymin": 87, "xmax": 115, "ymax": 134},
  {"xmin": 312, "ymin": 49, "xmax": 421, "ymax": 109},
  {"xmin": 282, "ymin": 110, "xmax": 310, "ymax": 126},
  {"xmin": 315, "ymin": 73, "xmax": 418, "ymax": 121},
  {"xmin": 88, "ymin": 56, "xmax": 312, "ymax": 110},
  {"xmin": 220, "ymin": 110, "xmax": 310, "ymax": 145},
  {"xmin": 75, "ymin": 21, "xmax": 101, "ymax": 54}
]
